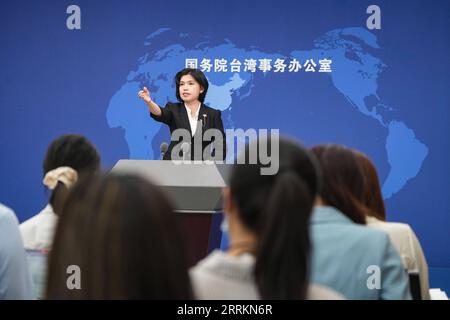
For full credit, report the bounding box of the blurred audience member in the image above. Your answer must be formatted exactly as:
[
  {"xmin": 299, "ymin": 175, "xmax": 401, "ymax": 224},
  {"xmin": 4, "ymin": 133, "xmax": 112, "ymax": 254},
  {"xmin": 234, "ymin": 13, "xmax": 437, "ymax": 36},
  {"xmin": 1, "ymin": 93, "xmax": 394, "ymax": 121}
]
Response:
[
  {"xmin": 354, "ymin": 150, "xmax": 429, "ymax": 299},
  {"xmin": 46, "ymin": 174, "xmax": 192, "ymax": 299},
  {"xmin": 20, "ymin": 134, "xmax": 100, "ymax": 250},
  {"xmin": 0, "ymin": 203, "xmax": 34, "ymax": 299},
  {"xmin": 191, "ymin": 137, "xmax": 342, "ymax": 299},
  {"xmin": 310, "ymin": 144, "xmax": 411, "ymax": 299}
]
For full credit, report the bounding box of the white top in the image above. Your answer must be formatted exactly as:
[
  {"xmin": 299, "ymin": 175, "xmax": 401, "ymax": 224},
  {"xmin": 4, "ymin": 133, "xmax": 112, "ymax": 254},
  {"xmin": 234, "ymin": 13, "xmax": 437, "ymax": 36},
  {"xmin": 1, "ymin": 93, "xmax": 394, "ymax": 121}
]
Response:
[
  {"xmin": 184, "ymin": 103, "xmax": 200, "ymax": 135},
  {"xmin": 190, "ymin": 250, "xmax": 344, "ymax": 300},
  {"xmin": 0, "ymin": 203, "xmax": 35, "ymax": 299},
  {"xmin": 429, "ymin": 289, "xmax": 448, "ymax": 300},
  {"xmin": 20, "ymin": 204, "xmax": 58, "ymax": 251},
  {"xmin": 366, "ymin": 216, "xmax": 430, "ymax": 300}
]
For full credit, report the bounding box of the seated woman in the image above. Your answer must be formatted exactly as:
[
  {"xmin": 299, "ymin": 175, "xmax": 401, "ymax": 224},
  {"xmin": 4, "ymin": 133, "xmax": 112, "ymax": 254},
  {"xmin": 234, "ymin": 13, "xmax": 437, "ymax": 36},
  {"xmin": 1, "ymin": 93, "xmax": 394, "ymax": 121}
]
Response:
[
  {"xmin": 19, "ymin": 134, "xmax": 100, "ymax": 299},
  {"xmin": 190, "ymin": 137, "xmax": 342, "ymax": 299},
  {"xmin": 310, "ymin": 144, "xmax": 411, "ymax": 299},
  {"xmin": 46, "ymin": 174, "xmax": 192, "ymax": 299},
  {"xmin": 353, "ymin": 150, "xmax": 429, "ymax": 299},
  {"xmin": 0, "ymin": 203, "xmax": 34, "ymax": 299},
  {"xmin": 20, "ymin": 134, "xmax": 100, "ymax": 251}
]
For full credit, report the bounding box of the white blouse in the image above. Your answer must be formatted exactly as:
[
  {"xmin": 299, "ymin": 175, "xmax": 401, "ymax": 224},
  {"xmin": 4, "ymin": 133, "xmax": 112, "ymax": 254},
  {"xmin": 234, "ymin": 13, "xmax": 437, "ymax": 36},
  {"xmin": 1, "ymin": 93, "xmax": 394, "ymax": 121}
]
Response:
[
  {"xmin": 190, "ymin": 250, "xmax": 344, "ymax": 300},
  {"xmin": 184, "ymin": 103, "xmax": 201, "ymax": 135},
  {"xmin": 367, "ymin": 216, "xmax": 430, "ymax": 299},
  {"xmin": 20, "ymin": 204, "xmax": 58, "ymax": 251}
]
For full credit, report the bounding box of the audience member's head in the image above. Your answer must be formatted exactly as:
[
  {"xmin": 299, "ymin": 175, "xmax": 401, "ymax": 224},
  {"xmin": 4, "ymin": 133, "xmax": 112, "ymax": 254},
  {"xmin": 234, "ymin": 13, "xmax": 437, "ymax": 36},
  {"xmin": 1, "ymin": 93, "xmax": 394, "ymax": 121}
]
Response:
[
  {"xmin": 224, "ymin": 137, "xmax": 320, "ymax": 299},
  {"xmin": 46, "ymin": 174, "xmax": 192, "ymax": 299},
  {"xmin": 353, "ymin": 151, "xmax": 387, "ymax": 221},
  {"xmin": 42, "ymin": 134, "xmax": 100, "ymax": 212},
  {"xmin": 310, "ymin": 144, "xmax": 367, "ymax": 224}
]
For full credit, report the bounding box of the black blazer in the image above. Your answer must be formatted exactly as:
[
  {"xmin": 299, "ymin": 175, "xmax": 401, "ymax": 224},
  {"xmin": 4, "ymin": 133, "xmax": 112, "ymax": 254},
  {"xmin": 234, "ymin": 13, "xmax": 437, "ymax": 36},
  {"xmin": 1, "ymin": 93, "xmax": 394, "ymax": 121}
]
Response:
[{"xmin": 150, "ymin": 102, "xmax": 226, "ymax": 160}]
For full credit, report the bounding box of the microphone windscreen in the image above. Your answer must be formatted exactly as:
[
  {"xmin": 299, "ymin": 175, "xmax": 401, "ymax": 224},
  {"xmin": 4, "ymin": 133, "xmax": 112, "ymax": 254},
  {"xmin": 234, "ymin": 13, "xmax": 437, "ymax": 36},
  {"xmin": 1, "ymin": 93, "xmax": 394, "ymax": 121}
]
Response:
[{"xmin": 160, "ymin": 142, "xmax": 168, "ymax": 153}]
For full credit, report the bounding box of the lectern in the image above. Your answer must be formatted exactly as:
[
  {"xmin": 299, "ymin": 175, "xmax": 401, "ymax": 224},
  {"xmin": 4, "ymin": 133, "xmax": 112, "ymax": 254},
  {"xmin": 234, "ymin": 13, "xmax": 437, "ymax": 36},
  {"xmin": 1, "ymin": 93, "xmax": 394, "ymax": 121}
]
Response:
[{"xmin": 111, "ymin": 160, "xmax": 231, "ymax": 266}]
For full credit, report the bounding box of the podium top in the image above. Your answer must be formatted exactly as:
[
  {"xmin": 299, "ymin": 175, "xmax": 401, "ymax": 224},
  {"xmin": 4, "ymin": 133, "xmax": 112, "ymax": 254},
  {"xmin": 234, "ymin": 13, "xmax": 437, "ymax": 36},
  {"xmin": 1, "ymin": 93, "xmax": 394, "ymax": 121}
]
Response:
[
  {"xmin": 110, "ymin": 160, "xmax": 232, "ymax": 212},
  {"xmin": 111, "ymin": 160, "xmax": 229, "ymax": 187}
]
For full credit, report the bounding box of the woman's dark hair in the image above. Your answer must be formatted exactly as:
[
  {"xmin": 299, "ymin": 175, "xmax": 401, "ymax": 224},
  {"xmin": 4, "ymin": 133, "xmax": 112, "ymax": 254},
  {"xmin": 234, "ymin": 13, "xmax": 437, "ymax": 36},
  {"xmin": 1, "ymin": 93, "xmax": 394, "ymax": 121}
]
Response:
[
  {"xmin": 310, "ymin": 144, "xmax": 368, "ymax": 225},
  {"xmin": 229, "ymin": 137, "xmax": 320, "ymax": 299},
  {"xmin": 46, "ymin": 174, "xmax": 193, "ymax": 299},
  {"xmin": 353, "ymin": 150, "xmax": 387, "ymax": 221},
  {"xmin": 175, "ymin": 68, "xmax": 209, "ymax": 103},
  {"xmin": 43, "ymin": 134, "xmax": 100, "ymax": 212}
]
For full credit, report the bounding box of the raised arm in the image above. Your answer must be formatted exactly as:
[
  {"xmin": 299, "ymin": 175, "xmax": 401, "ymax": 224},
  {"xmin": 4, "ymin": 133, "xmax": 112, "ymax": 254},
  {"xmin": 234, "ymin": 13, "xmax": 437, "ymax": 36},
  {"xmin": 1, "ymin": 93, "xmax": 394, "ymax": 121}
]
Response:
[{"xmin": 138, "ymin": 87, "xmax": 162, "ymax": 117}]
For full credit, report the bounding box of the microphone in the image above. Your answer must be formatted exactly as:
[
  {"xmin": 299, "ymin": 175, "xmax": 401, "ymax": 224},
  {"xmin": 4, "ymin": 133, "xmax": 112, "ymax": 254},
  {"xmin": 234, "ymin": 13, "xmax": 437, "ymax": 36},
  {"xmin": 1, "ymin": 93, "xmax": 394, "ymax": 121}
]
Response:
[
  {"xmin": 181, "ymin": 142, "xmax": 190, "ymax": 161},
  {"xmin": 160, "ymin": 142, "xmax": 168, "ymax": 160},
  {"xmin": 202, "ymin": 114, "xmax": 207, "ymax": 127}
]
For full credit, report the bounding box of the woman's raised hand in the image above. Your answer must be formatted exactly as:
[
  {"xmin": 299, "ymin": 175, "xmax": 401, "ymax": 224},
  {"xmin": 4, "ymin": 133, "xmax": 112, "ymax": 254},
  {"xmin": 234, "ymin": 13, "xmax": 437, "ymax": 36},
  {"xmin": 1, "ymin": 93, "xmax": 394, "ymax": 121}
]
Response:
[{"xmin": 138, "ymin": 87, "xmax": 152, "ymax": 104}]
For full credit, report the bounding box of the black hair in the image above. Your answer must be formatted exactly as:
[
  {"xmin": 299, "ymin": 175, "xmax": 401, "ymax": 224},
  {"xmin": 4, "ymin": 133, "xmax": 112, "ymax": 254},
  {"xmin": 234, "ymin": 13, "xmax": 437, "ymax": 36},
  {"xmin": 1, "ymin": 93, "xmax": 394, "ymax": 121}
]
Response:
[
  {"xmin": 46, "ymin": 173, "xmax": 193, "ymax": 299},
  {"xmin": 229, "ymin": 137, "xmax": 321, "ymax": 299},
  {"xmin": 43, "ymin": 134, "xmax": 100, "ymax": 212},
  {"xmin": 175, "ymin": 68, "xmax": 209, "ymax": 103}
]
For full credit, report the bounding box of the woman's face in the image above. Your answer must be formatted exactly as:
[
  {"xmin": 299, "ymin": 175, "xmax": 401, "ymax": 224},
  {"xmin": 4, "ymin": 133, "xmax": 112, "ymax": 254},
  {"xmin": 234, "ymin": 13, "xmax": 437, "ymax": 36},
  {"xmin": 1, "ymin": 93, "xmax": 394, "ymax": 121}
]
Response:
[{"xmin": 179, "ymin": 74, "xmax": 203, "ymax": 103}]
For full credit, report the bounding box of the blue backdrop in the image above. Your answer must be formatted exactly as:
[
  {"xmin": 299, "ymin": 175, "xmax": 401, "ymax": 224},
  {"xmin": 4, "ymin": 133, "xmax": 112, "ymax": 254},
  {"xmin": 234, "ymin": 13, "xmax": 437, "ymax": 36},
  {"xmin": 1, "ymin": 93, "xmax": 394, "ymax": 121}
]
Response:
[{"xmin": 1, "ymin": 0, "xmax": 449, "ymax": 292}]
